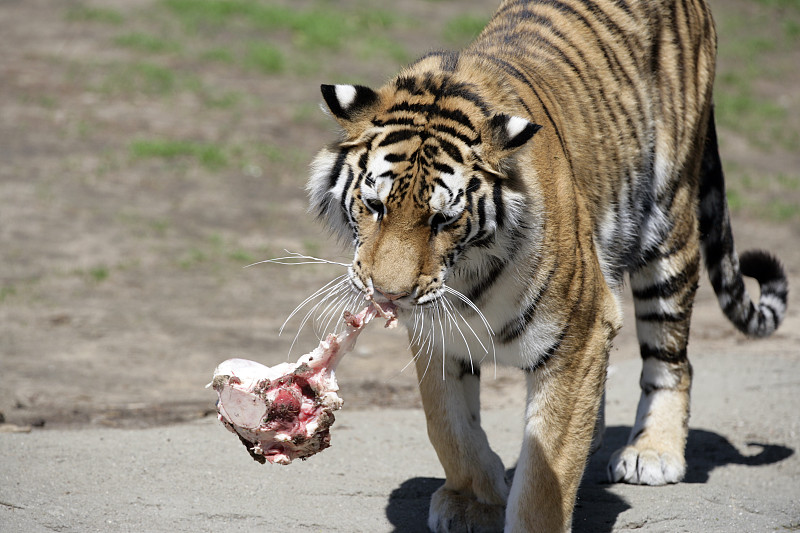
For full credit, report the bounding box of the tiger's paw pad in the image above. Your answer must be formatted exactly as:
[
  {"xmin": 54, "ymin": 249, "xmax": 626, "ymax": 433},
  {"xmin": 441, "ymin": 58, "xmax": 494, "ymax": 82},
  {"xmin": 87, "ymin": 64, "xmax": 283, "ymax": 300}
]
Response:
[
  {"xmin": 607, "ymin": 445, "xmax": 685, "ymax": 485},
  {"xmin": 428, "ymin": 486, "xmax": 505, "ymax": 533}
]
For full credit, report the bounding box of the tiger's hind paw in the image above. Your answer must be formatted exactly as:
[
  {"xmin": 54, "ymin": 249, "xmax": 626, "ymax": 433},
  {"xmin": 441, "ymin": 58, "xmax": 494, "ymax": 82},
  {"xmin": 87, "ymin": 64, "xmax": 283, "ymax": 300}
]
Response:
[
  {"xmin": 428, "ymin": 486, "xmax": 505, "ymax": 533},
  {"xmin": 607, "ymin": 445, "xmax": 685, "ymax": 485}
]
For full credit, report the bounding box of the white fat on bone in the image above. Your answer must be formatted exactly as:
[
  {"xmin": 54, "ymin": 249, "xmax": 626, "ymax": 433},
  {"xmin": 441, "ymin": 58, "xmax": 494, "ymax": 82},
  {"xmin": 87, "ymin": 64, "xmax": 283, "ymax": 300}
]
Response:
[{"xmin": 210, "ymin": 303, "xmax": 396, "ymax": 465}]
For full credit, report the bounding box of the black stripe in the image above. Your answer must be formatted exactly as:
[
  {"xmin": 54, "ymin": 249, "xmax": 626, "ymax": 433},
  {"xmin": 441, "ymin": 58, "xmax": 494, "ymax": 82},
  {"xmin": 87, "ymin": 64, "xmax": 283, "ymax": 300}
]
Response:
[
  {"xmin": 340, "ymin": 167, "xmax": 355, "ymax": 218},
  {"xmin": 631, "ymin": 260, "xmax": 699, "ymax": 300},
  {"xmin": 498, "ymin": 266, "xmax": 556, "ymax": 344},
  {"xmin": 439, "ymin": 83, "xmax": 490, "ymax": 116},
  {"xmin": 327, "ymin": 148, "xmax": 349, "ymax": 190},
  {"xmin": 640, "ymin": 344, "xmax": 687, "ymax": 362},
  {"xmin": 429, "ymin": 123, "xmax": 478, "ymax": 146},
  {"xmin": 524, "ymin": 331, "xmax": 566, "ymax": 373},
  {"xmin": 384, "ymin": 153, "xmax": 406, "ymax": 163},
  {"xmin": 373, "ymin": 116, "xmax": 417, "ymax": 127},
  {"xmin": 458, "ymin": 358, "xmax": 479, "ymax": 379},
  {"xmin": 465, "ymin": 256, "xmax": 507, "ymax": 304},
  {"xmin": 476, "ymin": 195, "xmax": 487, "ymax": 233},
  {"xmin": 434, "ymin": 107, "xmax": 476, "ymax": 132},
  {"xmin": 492, "ymin": 180, "xmax": 506, "ymax": 230},
  {"xmin": 466, "ymin": 177, "xmax": 481, "ymax": 195},
  {"xmin": 635, "ymin": 311, "xmax": 688, "ymax": 323},
  {"xmin": 357, "ymin": 150, "xmax": 369, "ymax": 172},
  {"xmin": 378, "ymin": 129, "xmax": 418, "ymax": 148},
  {"xmin": 433, "ymin": 162, "xmax": 454, "ymax": 176},
  {"xmin": 437, "ymin": 137, "xmax": 464, "ymax": 164}
]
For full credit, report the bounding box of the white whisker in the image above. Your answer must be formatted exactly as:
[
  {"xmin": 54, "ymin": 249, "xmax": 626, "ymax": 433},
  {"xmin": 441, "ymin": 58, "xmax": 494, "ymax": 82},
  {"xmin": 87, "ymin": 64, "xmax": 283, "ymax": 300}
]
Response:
[
  {"xmin": 443, "ymin": 285, "xmax": 496, "ymax": 376},
  {"xmin": 417, "ymin": 324, "xmax": 435, "ymax": 385},
  {"xmin": 313, "ymin": 284, "xmax": 352, "ymax": 337},
  {"xmin": 280, "ymin": 275, "xmax": 348, "ymax": 335},
  {"xmin": 441, "ymin": 297, "xmax": 474, "ymax": 374},
  {"xmin": 435, "ymin": 301, "xmax": 447, "ymax": 380},
  {"xmin": 246, "ymin": 250, "xmax": 349, "ymax": 268}
]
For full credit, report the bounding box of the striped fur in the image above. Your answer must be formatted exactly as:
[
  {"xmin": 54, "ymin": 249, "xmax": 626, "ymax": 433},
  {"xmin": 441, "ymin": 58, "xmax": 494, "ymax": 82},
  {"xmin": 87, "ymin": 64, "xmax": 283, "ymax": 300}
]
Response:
[{"xmin": 307, "ymin": 0, "xmax": 788, "ymax": 531}]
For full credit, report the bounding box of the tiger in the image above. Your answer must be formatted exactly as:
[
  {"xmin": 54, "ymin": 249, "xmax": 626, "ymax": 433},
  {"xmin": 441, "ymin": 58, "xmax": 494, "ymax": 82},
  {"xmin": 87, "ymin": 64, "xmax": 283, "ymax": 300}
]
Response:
[{"xmin": 306, "ymin": 0, "xmax": 788, "ymax": 531}]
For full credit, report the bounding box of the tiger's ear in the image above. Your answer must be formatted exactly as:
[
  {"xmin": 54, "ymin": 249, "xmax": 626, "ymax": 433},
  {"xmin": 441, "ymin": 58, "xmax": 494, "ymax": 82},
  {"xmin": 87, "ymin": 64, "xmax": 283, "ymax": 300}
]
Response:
[
  {"xmin": 321, "ymin": 84, "xmax": 380, "ymax": 138},
  {"xmin": 490, "ymin": 114, "xmax": 541, "ymax": 152},
  {"xmin": 480, "ymin": 114, "xmax": 542, "ymax": 176}
]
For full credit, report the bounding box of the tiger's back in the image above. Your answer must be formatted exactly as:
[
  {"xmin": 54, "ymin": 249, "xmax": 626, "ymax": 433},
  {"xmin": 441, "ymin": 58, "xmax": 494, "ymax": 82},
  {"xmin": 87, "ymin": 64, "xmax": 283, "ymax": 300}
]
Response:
[
  {"xmin": 464, "ymin": 0, "xmax": 716, "ymax": 278},
  {"xmin": 308, "ymin": 0, "xmax": 788, "ymax": 530}
]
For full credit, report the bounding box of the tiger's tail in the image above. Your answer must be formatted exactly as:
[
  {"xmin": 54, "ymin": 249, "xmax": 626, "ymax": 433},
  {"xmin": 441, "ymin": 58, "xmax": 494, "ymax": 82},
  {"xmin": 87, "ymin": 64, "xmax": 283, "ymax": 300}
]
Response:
[{"xmin": 698, "ymin": 108, "xmax": 788, "ymax": 337}]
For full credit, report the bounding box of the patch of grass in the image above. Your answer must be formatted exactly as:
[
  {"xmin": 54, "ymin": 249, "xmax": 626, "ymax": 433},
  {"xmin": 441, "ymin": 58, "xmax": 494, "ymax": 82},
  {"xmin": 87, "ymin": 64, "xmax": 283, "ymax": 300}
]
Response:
[
  {"xmin": 160, "ymin": 0, "xmax": 399, "ymax": 51},
  {"xmin": 150, "ymin": 219, "xmax": 170, "ymax": 237},
  {"xmin": 726, "ymin": 170, "xmax": 800, "ymax": 223},
  {"xmin": 114, "ymin": 33, "xmax": 181, "ymax": 54},
  {"xmin": 199, "ymin": 47, "xmax": 236, "ymax": 64},
  {"xmin": 179, "ymin": 248, "xmax": 207, "ymax": 269},
  {"xmin": 358, "ymin": 35, "xmax": 411, "ymax": 65},
  {"xmin": 101, "ymin": 62, "xmax": 177, "ymax": 95},
  {"xmin": 760, "ymin": 199, "xmax": 800, "ymax": 222},
  {"xmin": 302, "ymin": 240, "xmax": 322, "ymax": 258},
  {"xmin": 228, "ymin": 249, "xmax": 255, "ymax": 263},
  {"xmin": 784, "ymin": 19, "xmax": 800, "ymax": 40},
  {"xmin": 443, "ymin": 14, "xmax": 489, "ymax": 45},
  {"xmin": 714, "ymin": 5, "xmax": 800, "ymax": 152},
  {"xmin": 66, "ymin": 5, "xmax": 124, "ymax": 25},
  {"xmin": 160, "ymin": 1, "xmax": 340, "ymax": 47},
  {"xmin": 261, "ymin": 144, "xmax": 287, "ymax": 164},
  {"xmin": 0, "ymin": 286, "xmax": 16, "ymax": 303},
  {"xmin": 245, "ymin": 43, "xmax": 285, "ymax": 74},
  {"xmin": 202, "ymin": 91, "xmax": 241, "ymax": 109},
  {"xmin": 726, "ymin": 188, "xmax": 744, "ymax": 212},
  {"xmin": 89, "ymin": 267, "xmax": 110, "ymax": 282},
  {"xmin": 178, "ymin": 235, "xmax": 256, "ymax": 269},
  {"xmin": 776, "ymin": 173, "xmax": 800, "ymax": 190},
  {"xmin": 130, "ymin": 139, "xmax": 228, "ymax": 170},
  {"xmin": 753, "ymin": 0, "xmax": 800, "ymax": 11}
]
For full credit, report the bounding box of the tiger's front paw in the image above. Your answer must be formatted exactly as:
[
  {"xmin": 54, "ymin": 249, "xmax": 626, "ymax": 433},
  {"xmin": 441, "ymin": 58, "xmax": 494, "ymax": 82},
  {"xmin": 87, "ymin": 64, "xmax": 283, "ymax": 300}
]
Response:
[
  {"xmin": 428, "ymin": 486, "xmax": 505, "ymax": 533},
  {"xmin": 607, "ymin": 444, "xmax": 686, "ymax": 485}
]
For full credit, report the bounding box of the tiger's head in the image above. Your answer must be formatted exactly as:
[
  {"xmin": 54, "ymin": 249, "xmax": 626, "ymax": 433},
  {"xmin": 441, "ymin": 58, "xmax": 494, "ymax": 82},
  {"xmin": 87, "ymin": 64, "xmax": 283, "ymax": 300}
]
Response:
[{"xmin": 308, "ymin": 73, "xmax": 541, "ymax": 311}]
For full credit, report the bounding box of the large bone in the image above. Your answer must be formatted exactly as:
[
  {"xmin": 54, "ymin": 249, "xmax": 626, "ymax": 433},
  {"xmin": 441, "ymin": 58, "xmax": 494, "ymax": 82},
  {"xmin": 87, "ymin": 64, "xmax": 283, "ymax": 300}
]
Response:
[{"xmin": 210, "ymin": 303, "xmax": 396, "ymax": 464}]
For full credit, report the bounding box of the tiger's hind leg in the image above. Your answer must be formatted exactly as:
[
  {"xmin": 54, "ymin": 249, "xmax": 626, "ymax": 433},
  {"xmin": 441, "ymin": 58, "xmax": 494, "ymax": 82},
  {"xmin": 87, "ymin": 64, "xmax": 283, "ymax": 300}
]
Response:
[{"xmin": 608, "ymin": 221, "xmax": 701, "ymax": 485}]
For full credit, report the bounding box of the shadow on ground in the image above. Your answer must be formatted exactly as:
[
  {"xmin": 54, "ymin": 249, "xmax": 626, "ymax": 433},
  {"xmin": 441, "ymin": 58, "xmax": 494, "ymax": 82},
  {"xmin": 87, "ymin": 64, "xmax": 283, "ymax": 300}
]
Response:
[{"xmin": 385, "ymin": 426, "xmax": 794, "ymax": 532}]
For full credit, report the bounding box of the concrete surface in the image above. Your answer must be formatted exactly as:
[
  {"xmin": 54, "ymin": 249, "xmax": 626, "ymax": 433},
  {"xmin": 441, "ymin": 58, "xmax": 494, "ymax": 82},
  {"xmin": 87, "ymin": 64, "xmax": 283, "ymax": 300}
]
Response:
[{"xmin": 1, "ymin": 350, "xmax": 798, "ymax": 532}]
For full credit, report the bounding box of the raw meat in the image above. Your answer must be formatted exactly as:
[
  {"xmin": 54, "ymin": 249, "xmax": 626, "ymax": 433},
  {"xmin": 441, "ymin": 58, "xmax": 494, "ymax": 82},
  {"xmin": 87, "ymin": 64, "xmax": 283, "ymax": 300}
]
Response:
[{"xmin": 210, "ymin": 302, "xmax": 396, "ymax": 464}]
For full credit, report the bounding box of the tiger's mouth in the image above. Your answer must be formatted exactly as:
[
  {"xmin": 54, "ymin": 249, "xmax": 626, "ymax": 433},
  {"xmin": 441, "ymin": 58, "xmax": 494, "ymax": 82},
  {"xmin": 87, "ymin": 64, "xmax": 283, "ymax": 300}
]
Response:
[{"xmin": 347, "ymin": 266, "xmax": 447, "ymax": 313}]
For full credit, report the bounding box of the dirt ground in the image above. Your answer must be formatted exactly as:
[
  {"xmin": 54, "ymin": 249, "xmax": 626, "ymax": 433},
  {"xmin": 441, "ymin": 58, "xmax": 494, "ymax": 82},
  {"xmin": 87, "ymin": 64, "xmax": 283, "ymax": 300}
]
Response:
[{"xmin": 1, "ymin": 0, "xmax": 799, "ymax": 441}]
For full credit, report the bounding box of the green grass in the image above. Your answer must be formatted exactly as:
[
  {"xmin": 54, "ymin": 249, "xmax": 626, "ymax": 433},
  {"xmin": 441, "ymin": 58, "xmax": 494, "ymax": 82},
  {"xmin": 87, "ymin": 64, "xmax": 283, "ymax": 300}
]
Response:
[
  {"xmin": 177, "ymin": 234, "xmax": 257, "ymax": 269},
  {"xmin": 101, "ymin": 62, "xmax": 177, "ymax": 95},
  {"xmin": 161, "ymin": 0, "xmax": 351, "ymax": 49},
  {"xmin": 130, "ymin": 139, "xmax": 228, "ymax": 170},
  {"xmin": 726, "ymin": 171, "xmax": 800, "ymax": 223},
  {"xmin": 443, "ymin": 14, "xmax": 489, "ymax": 45},
  {"xmin": 228, "ymin": 249, "xmax": 255, "ymax": 263},
  {"xmin": 714, "ymin": 5, "xmax": 800, "ymax": 152},
  {"xmin": 89, "ymin": 267, "xmax": 110, "ymax": 282},
  {"xmin": 245, "ymin": 43, "xmax": 285, "ymax": 74},
  {"xmin": 66, "ymin": 5, "xmax": 124, "ymax": 25},
  {"xmin": 114, "ymin": 33, "xmax": 181, "ymax": 54},
  {"xmin": 0, "ymin": 286, "xmax": 16, "ymax": 303},
  {"xmin": 753, "ymin": 0, "xmax": 800, "ymax": 11},
  {"xmin": 199, "ymin": 47, "xmax": 236, "ymax": 64}
]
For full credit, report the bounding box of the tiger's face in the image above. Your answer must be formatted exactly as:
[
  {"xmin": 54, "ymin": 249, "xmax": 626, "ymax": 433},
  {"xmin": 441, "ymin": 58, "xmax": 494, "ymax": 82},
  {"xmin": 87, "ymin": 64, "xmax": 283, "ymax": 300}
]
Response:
[{"xmin": 308, "ymin": 79, "xmax": 540, "ymax": 311}]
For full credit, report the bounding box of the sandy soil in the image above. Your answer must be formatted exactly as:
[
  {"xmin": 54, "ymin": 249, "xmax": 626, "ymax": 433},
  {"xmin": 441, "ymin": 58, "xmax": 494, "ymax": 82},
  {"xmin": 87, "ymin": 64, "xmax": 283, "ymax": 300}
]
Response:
[{"xmin": 0, "ymin": 0, "xmax": 798, "ymax": 440}]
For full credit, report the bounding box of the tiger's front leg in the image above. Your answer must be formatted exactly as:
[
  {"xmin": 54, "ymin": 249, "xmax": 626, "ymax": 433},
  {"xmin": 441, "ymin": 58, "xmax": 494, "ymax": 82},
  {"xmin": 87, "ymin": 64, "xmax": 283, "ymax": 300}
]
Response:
[
  {"xmin": 414, "ymin": 347, "xmax": 509, "ymax": 533},
  {"xmin": 504, "ymin": 330, "xmax": 610, "ymax": 533}
]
